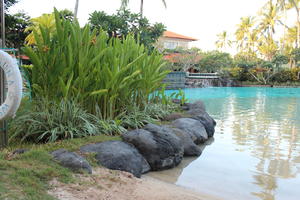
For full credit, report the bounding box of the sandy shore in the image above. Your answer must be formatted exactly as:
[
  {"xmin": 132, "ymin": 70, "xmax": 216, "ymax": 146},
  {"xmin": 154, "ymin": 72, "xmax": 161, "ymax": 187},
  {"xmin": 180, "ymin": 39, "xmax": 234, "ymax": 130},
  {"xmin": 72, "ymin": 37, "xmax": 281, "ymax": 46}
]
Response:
[{"xmin": 48, "ymin": 167, "xmax": 221, "ymax": 200}]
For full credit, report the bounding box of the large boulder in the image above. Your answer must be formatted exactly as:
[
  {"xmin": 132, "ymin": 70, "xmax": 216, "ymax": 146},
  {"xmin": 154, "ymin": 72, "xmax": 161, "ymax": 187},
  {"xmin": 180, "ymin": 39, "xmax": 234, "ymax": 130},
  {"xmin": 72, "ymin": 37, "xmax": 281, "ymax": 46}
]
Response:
[
  {"xmin": 80, "ymin": 141, "xmax": 150, "ymax": 178},
  {"xmin": 191, "ymin": 111, "xmax": 216, "ymax": 137},
  {"xmin": 163, "ymin": 112, "xmax": 185, "ymax": 121},
  {"xmin": 171, "ymin": 128, "xmax": 202, "ymax": 156},
  {"xmin": 184, "ymin": 100, "xmax": 216, "ymax": 137},
  {"xmin": 186, "ymin": 101, "xmax": 206, "ymax": 113},
  {"xmin": 122, "ymin": 124, "xmax": 184, "ymax": 171},
  {"xmin": 172, "ymin": 118, "xmax": 208, "ymax": 144},
  {"xmin": 51, "ymin": 149, "xmax": 92, "ymax": 174}
]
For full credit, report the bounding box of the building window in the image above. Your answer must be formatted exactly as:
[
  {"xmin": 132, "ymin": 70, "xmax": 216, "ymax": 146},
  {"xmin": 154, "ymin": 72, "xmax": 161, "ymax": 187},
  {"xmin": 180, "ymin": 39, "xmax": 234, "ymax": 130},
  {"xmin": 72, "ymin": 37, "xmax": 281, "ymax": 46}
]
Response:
[{"xmin": 164, "ymin": 41, "xmax": 177, "ymax": 49}]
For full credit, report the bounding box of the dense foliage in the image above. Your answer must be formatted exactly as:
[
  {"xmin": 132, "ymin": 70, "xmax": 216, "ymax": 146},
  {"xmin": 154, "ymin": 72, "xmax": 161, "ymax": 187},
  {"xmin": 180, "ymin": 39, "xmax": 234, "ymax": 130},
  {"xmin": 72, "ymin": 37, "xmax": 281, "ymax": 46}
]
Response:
[
  {"xmin": 4, "ymin": 0, "xmax": 31, "ymax": 49},
  {"xmin": 198, "ymin": 51, "xmax": 233, "ymax": 73},
  {"xmin": 89, "ymin": 9, "xmax": 165, "ymax": 50},
  {"xmin": 23, "ymin": 10, "xmax": 169, "ymax": 120},
  {"xmin": 5, "ymin": 12, "xmax": 31, "ymax": 49}
]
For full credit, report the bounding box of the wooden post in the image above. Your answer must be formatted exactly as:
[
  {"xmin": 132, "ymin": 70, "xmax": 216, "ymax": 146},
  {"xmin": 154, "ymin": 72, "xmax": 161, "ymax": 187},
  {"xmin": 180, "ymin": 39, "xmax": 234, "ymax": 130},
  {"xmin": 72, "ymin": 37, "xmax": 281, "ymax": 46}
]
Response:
[{"xmin": 0, "ymin": 0, "xmax": 7, "ymax": 148}]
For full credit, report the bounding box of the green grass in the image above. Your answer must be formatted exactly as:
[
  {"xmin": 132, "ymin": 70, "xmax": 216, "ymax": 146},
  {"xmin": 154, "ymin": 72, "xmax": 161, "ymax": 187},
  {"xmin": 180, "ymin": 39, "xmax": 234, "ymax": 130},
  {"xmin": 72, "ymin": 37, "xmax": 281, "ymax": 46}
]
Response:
[{"xmin": 0, "ymin": 135, "xmax": 120, "ymax": 200}]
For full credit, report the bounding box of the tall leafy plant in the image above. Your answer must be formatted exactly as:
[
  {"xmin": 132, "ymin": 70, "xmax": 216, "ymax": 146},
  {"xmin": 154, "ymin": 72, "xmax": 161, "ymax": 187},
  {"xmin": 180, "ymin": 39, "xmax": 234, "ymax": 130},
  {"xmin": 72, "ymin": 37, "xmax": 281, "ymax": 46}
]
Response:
[{"xmin": 23, "ymin": 9, "xmax": 169, "ymax": 119}]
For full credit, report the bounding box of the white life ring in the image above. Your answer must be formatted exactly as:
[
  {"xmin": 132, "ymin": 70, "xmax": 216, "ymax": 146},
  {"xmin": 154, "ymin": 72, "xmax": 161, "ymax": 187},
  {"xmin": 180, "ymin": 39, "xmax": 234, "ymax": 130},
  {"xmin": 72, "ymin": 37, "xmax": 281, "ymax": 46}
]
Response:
[{"xmin": 0, "ymin": 50, "xmax": 23, "ymax": 120}]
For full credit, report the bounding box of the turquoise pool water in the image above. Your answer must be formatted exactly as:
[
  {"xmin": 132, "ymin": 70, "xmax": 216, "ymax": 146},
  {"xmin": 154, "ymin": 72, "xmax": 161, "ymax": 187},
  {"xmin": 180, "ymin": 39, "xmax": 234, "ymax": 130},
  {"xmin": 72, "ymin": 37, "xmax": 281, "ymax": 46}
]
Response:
[{"xmin": 155, "ymin": 87, "xmax": 300, "ymax": 200}]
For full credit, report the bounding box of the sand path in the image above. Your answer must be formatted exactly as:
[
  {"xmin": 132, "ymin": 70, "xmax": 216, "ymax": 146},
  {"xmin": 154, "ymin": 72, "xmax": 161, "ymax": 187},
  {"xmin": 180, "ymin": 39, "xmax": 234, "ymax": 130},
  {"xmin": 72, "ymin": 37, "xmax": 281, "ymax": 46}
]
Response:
[{"xmin": 48, "ymin": 167, "xmax": 221, "ymax": 200}]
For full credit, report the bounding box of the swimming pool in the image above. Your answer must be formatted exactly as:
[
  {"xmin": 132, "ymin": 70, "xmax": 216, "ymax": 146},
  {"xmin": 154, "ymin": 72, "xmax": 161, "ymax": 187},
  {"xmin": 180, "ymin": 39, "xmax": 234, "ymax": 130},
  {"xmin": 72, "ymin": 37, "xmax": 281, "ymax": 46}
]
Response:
[{"xmin": 154, "ymin": 87, "xmax": 300, "ymax": 200}]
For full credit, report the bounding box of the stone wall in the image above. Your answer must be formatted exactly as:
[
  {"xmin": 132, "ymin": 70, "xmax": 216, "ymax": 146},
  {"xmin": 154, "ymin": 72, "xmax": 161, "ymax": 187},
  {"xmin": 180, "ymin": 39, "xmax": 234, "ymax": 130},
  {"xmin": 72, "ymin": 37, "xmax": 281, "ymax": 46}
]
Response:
[{"xmin": 163, "ymin": 72, "xmax": 186, "ymax": 89}]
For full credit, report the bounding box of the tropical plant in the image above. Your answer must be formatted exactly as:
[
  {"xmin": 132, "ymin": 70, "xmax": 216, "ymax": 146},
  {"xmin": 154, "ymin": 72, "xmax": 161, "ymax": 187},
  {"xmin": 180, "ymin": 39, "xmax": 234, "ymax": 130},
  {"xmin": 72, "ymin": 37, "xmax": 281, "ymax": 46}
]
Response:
[
  {"xmin": 9, "ymin": 100, "xmax": 105, "ymax": 143},
  {"xmin": 120, "ymin": 106, "xmax": 156, "ymax": 129},
  {"xmin": 258, "ymin": 1, "xmax": 281, "ymax": 39},
  {"xmin": 24, "ymin": 13, "xmax": 56, "ymax": 45},
  {"xmin": 144, "ymin": 102, "xmax": 177, "ymax": 119},
  {"xmin": 285, "ymin": 0, "xmax": 300, "ymax": 47},
  {"xmin": 170, "ymin": 89, "xmax": 187, "ymax": 105},
  {"xmin": 235, "ymin": 16, "xmax": 256, "ymax": 51},
  {"xmin": 23, "ymin": 9, "xmax": 169, "ymax": 120},
  {"xmin": 215, "ymin": 31, "xmax": 232, "ymax": 50}
]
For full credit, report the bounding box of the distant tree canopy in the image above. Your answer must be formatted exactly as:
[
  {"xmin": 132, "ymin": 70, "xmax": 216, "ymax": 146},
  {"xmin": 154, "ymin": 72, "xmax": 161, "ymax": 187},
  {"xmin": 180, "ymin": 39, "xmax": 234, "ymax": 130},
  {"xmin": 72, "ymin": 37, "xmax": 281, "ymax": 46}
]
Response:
[
  {"xmin": 4, "ymin": 0, "xmax": 18, "ymax": 10},
  {"xmin": 5, "ymin": 12, "xmax": 31, "ymax": 49},
  {"xmin": 59, "ymin": 9, "xmax": 75, "ymax": 22},
  {"xmin": 3, "ymin": 0, "xmax": 31, "ymax": 49},
  {"xmin": 89, "ymin": 9, "xmax": 165, "ymax": 49},
  {"xmin": 198, "ymin": 51, "xmax": 233, "ymax": 73}
]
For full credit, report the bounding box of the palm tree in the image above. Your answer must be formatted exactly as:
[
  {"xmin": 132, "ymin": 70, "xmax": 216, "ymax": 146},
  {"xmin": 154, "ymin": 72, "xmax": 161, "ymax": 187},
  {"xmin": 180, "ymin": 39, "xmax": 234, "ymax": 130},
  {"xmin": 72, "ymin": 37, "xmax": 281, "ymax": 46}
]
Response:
[
  {"xmin": 74, "ymin": 0, "xmax": 79, "ymax": 18},
  {"xmin": 235, "ymin": 16, "xmax": 255, "ymax": 50},
  {"xmin": 285, "ymin": 0, "xmax": 300, "ymax": 47},
  {"xmin": 247, "ymin": 29, "xmax": 259, "ymax": 53},
  {"xmin": 257, "ymin": 0, "xmax": 281, "ymax": 39},
  {"xmin": 215, "ymin": 31, "xmax": 232, "ymax": 50},
  {"xmin": 276, "ymin": 0, "xmax": 289, "ymax": 50},
  {"xmin": 121, "ymin": 0, "xmax": 166, "ymax": 17},
  {"xmin": 257, "ymin": 36, "xmax": 278, "ymax": 61}
]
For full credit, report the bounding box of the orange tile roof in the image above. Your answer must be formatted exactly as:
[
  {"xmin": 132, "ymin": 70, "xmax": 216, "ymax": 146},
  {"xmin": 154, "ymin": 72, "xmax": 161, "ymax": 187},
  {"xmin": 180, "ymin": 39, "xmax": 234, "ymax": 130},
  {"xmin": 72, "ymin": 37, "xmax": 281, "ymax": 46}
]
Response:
[{"xmin": 163, "ymin": 31, "xmax": 198, "ymax": 41}]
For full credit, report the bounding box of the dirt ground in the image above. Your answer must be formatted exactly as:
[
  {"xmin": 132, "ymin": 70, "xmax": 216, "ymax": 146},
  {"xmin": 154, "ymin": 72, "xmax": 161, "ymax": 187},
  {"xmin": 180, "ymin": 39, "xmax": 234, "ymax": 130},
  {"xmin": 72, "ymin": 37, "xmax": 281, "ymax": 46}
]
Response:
[{"xmin": 48, "ymin": 167, "xmax": 220, "ymax": 200}]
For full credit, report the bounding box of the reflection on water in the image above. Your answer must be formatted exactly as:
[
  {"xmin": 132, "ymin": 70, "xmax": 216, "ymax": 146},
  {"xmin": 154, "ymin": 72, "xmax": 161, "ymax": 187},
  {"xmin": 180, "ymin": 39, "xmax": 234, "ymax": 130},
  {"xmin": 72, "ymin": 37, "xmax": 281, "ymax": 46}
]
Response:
[{"xmin": 156, "ymin": 87, "xmax": 300, "ymax": 200}]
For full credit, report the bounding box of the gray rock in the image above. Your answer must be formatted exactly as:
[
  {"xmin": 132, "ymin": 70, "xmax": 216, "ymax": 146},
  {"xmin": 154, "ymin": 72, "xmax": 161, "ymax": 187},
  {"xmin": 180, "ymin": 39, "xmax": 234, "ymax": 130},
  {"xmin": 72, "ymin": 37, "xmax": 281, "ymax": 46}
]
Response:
[
  {"xmin": 191, "ymin": 111, "xmax": 216, "ymax": 137},
  {"xmin": 51, "ymin": 149, "xmax": 92, "ymax": 174},
  {"xmin": 13, "ymin": 149, "xmax": 28, "ymax": 155},
  {"xmin": 122, "ymin": 124, "xmax": 184, "ymax": 171},
  {"xmin": 184, "ymin": 100, "xmax": 216, "ymax": 137},
  {"xmin": 163, "ymin": 113, "xmax": 184, "ymax": 121},
  {"xmin": 171, "ymin": 128, "xmax": 202, "ymax": 156},
  {"xmin": 187, "ymin": 101, "xmax": 206, "ymax": 112},
  {"xmin": 172, "ymin": 118, "xmax": 208, "ymax": 144},
  {"xmin": 80, "ymin": 141, "xmax": 150, "ymax": 178}
]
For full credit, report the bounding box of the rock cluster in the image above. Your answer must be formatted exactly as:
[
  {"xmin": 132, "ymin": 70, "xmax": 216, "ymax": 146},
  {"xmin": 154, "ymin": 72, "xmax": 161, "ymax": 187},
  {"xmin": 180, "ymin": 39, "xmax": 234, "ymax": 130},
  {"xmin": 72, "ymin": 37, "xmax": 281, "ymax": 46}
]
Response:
[{"xmin": 50, "ymin": 100, "xmax": 216, "ymax": 178}]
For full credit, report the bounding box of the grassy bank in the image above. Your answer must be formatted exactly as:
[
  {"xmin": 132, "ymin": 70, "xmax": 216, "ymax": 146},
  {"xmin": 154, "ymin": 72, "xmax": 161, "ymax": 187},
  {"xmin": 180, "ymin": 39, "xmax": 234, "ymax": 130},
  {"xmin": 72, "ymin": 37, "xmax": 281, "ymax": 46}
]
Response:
[{"xmin": 0, "ymin": 135, "xmax": 120, "ymax": 200}]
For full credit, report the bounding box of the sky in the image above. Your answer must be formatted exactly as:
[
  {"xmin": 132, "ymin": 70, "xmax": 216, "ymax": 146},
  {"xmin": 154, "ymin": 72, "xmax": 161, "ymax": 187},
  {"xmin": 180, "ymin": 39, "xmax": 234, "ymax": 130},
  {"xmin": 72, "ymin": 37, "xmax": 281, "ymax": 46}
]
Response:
[{"xmin": 9, "ymin": 0, "xmax": 272, "ymax": 51}]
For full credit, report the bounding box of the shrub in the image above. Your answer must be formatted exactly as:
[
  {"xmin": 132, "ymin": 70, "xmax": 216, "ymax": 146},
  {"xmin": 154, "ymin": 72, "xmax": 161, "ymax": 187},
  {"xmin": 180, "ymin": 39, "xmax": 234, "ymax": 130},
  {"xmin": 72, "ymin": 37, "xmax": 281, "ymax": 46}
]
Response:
[
  {"xmin": 220, "ymin": 67, "xmax": 243, "ymax": 80},
  {"xmin": 9, "ymin": 100, "xmax": 106, "ymax": 143},
  {"xmin": 271, "ymin": 68, "xmax": 300, "ymax": 82},
  {"xmin": 198, "ymin": 51, "xmax": 233, "ymax": 72},
  {"xmin": 120, "ymin": 105, "xmax": 156, "ymax": 129}
]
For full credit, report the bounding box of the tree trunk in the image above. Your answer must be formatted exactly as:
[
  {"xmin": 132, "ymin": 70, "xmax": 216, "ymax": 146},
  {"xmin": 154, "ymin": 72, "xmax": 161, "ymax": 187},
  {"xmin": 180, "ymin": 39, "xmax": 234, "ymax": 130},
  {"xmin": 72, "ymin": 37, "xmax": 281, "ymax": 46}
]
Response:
[
  {"xmin": 282, "ymin": 6, "xmax": 287, "ymax": 51},
  {"xmin": 74, "ymin": 0, "xmax": 79, "ymax": 18},
  {"xmin": 140, "ymin": 0, "xmax": 144, "ymax": 17}
]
